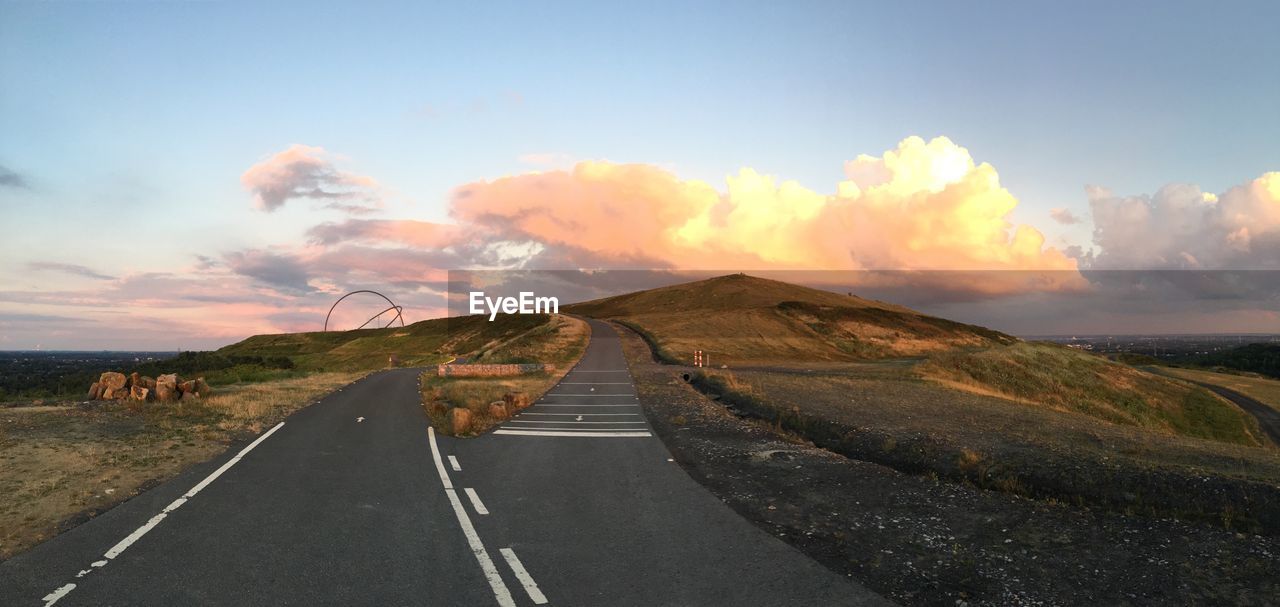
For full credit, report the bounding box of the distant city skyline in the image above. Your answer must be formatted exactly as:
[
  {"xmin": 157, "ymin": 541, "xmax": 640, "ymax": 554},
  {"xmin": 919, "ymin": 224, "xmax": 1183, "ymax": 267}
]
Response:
[{"xmin": 2, "ymin": 1, "xmax": 1278, "ymax": 349}]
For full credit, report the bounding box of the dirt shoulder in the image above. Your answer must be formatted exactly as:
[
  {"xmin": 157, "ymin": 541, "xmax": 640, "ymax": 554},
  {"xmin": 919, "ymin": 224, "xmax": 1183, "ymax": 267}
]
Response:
[
  {"xmin": 616, "ymin": 324, "xmax": 1280, "ymax": 606},
  {"xmin": 0, "ymin": 372, "xmax": 361, "ymax": 561}
]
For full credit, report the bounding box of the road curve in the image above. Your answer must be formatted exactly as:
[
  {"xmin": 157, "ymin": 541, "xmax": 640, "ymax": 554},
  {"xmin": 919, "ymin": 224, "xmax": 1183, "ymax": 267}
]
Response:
[{"xmin": 0, "ymin": 318, "xmax": 886, "ymax": 606}]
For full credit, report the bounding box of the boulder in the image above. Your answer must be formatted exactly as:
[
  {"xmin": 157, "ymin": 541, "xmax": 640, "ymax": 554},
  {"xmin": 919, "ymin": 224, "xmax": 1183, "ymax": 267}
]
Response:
[
  {"xmin": 502, "ymin": 391, "xmax": 530, "ymax": 410},
  {"xmin": 99, "ymin": 372, "xmax": 127, "ymax": 399},
  {"xmin": 129, "ymin": 372, "xmax": 141, "ymax": 388},
  {"xmin": 155, "ymin": 374, "xmax": 179, "ymax": 402},
  {"xmin": 139, "ymin": 376, "xmax": 157, "ymax": 391},
  {"xmin": 194, "ymin": 378, "xmax": 212, "ymax": 397},
  {"xmin": 179, "ymin": 380, "xmax": 197, "ymax": 396},
  {"xmin": 488, "ymin": 401, "xmax": 509, "ymax": 421},
  {"xmin": 449, "ymin": 407, "xmax": 472, "ymax": 435},
  {"xmin": 130, "ymin": 385, "xmax": 150, "ymax": 401},
  {"xmin": 87, "ymin": 382, "xmax": 102, "ymax": 400}
]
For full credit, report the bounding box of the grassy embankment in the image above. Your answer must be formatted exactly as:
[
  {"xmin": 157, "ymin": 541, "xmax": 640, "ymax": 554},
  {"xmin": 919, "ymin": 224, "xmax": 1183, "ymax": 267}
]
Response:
[
  {"xmin": 0, "ymin": 372, "xmax": 359, "ymax": 559},
  {"xmin": 581, "ymin": 274, "xmax": 1280, "ymax": 532},
  {"xmin": 420, "ymin": 314, "xmax": 589, "ymax": 436},
  {"xmin": 2, "ymin": 312, "xmax": 565, "ymax": 559},
  {"xmin": 1155, "ymin": 366, "xmax": 1280, "ymax": 411}
]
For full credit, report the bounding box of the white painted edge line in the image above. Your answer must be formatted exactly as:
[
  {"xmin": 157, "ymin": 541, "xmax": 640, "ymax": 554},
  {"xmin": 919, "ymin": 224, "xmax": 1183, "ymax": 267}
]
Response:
[
  {"xmin": 428, "ymin": 427, "xmax": 515, "ymax": 607},
  {"xmin": 540, "ymin": 394, "xmax": 637, "ymax": 397},
  {"xmin": 494, "ymin": 429, "xmax": 652, "ymax": 437},
  {"xmin": 519, "ymin": 412, "xmax": 641, "ymax": 416},
  {"xmin": 558, "ymin": 382, "xmax": 632, "ymax": 384},
  {"xmin": 464, "ymin": 488, "xmax": 490, "ymax": 515},
  {"xmin": 500, "ymin": 548, "xmax": 549, "ymax": 605},
  {"xmin": 448, "ymin": 455, "xmax": 462, "ymax": 471},
  {"xmin": 565, "ymin": 369, "xmax": 630, "ymax": 372},
  {"xmin": 500, "ymin": 426, "xmax": 648, "ymax": 431},
  {"xmin": 506, "ymin": 420, "xmax": 645, "ymax": 425},
  {"xmin": 533, "ymin": 404, "xmax": 638, "ymax": 407},
  {"xmin": 42, "ymin": 421, "xmax": 286, "ymax": 607}
]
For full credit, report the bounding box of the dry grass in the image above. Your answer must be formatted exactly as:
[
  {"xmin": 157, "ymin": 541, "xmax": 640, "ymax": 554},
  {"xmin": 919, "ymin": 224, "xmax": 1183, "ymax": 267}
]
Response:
[
  {"xmin": 566, "ymin": 274, "xmax": 1012, "ymax": 365},
  {"xmin": 1158, "ymin": 367, "xmax": 1280, "ymax": 412},
  {"xmin": 422, "ymin": 315, "xmax": 589, "ymax": 436},
  {"xmin": 919, "ymin": 342, "xmax": 1263, "ymax": 446},
  {"xmin": 0, "ymin": 371, "xmax": 360, "ymax": 560}
]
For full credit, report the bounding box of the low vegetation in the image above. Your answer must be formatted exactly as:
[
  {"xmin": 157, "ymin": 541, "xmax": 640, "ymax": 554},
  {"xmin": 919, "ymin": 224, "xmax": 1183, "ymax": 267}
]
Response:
[
  {"xmin": 0, "ymin": 372, "xmax": 360, "ymax": 560},
  {"xmin": 421, "ymin": 315, "xmax": 589, "ymax": 436},
  {"xmin": 566, "ymin": 274, "xmax": 1012, "ymax": 365},
  {"xmin": 683, "ymin": 365, "xmax": 1280, "ymax": 533},
  {"xmin": 1156, "ymin": 366, "xmax": 1280, "ymax": 411},
  {"xmin": 919, "ymin": 341, "xmax": 1265, "ymax": 446}
]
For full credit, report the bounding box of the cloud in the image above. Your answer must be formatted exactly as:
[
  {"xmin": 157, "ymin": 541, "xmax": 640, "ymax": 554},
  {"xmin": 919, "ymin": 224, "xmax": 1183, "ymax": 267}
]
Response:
[
  {"xmin": 450, "ymin": 136, "xmax": 1079, "ymax": 284},
  {"xmin": 1084, "ymin": 173, "xmax": 1280, "ymax": 270},
  {"xmin": 0, "ymin": 165, "xmax": 28, "ymax": 189},
  {"xmin": 224, "ymin": 250, "xmax": 315, "ymax": 294},
  {"xmin": 1050, "ymin": 207, "xmax": 1081, "ymax": 224},
  {"xmin": 241, "ymin": 144, "xmax": 381, "ymax": 213},
  {"xmin": 27, "ymin": 261, "xmax": 115, "ymax": 280}
]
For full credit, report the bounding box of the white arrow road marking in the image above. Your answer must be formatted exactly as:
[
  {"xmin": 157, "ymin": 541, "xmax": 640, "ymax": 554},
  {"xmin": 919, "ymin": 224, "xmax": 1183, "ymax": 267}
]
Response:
[
  {"xmin": 356, "ymin": 416, "xmax": 365, "ymax": 422},
  {"xmin": 575, "ymin": 415, "xmax": 584, "ymax": 421}
]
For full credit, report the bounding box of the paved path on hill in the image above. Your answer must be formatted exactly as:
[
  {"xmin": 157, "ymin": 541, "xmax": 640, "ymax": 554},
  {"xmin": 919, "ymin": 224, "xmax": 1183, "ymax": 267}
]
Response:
[{"xmin": 0, "ymin": 319, "xmax": 887, "ymax": 606}]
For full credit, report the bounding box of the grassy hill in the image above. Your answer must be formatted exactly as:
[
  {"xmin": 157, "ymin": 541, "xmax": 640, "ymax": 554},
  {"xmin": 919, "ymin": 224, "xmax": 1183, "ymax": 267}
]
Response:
[
  {"xmin": 580, "ymin": 274, "xmax": 1264, "ymax": 448},
  {"xmin": 565, "ymin": 273, "xmax": 1015, "ymax": 364},
  {"xmin": 218, "ymin": 313, "xmax": 565, "ymax": 371},
  {"xmin": 920, "ymin": 342, "xmax": 1265, "ymax": 446}
]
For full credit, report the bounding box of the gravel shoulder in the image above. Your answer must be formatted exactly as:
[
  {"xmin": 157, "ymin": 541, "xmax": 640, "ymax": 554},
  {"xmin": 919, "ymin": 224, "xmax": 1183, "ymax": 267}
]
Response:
[{"xmin": 616, "ymin": 324, "xmax": 1280, "ymax": 606}]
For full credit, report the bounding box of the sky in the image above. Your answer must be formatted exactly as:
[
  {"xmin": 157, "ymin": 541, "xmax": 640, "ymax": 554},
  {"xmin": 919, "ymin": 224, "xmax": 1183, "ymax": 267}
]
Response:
[{"xmin": 1, "ymin": 1, "xmax": 1278, "ymax": 350}]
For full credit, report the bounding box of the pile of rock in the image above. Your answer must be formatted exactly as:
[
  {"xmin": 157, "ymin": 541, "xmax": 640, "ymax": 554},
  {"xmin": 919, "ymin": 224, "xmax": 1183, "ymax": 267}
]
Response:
[{"xmin": 87, "ymin": 371, "xmax": 211, "ymax": 403}]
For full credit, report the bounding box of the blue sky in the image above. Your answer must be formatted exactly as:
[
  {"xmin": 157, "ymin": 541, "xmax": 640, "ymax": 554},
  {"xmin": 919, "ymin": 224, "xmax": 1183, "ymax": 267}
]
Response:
[{"xmin": 1, "ymin": 1, "xmax": 1278, "ymax": 349}]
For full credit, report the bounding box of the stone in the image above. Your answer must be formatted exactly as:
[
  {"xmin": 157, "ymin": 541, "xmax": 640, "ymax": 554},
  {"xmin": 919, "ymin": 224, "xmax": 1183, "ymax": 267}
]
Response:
[
  {"xmin": 155, "ymin": 374, "xmax": 179, "ymax": 402},
  {"xmin": 488, "ymin": 401, "xmax": 509, "ymax": 421},
  {"xmin": 502, "ymin": 391, "xmax": 530, "ymax": 410},
  {"xmin": 179, "ymin": 380, "xmax": 197, "ymax": 395},
  {"xmin": 140, "ymin": 376, "xmax": 157, "ymax": 391},
  {"xmin": 194, "ymin": 377, "xmax": 212, "ymax": 397},
  {"xmin": 129, "ymin": 372, "xmax": 141, "ymax": 388},
  {"xmin": 98, "ymin": 372, "xmax": 127, "ymax": 399},
  {"xmin": 130, "ymin": 385, "xmax": 149, "ymax": 401},
  {"xmin": 449, "ymin": 407, "xmax": 472, "ymax": 435},
  {"xmin": 87, "ymin": 382, "xmax": 101, "ymax": 400}
]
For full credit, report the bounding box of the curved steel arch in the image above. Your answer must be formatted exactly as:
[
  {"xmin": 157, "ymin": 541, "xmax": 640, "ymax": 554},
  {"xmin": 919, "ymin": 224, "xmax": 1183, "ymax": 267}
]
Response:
[
  {"xmin": 355, "ymin": 305, "xmax": 404, "ymax": 330},
  {"xmin": 324, "ymin": 290, "xmax": 406, "ymax": 332}
]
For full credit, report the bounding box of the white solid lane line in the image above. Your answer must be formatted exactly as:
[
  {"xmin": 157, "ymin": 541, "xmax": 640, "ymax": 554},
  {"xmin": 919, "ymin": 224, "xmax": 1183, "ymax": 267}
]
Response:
[
  {"xmin": 532, "ymin": 404, "xmax": 640, "ymax": 408},
  {"xmin": 464, "ymin": 488, "xmax": 489, "ymax": 515},
  {"xmin": 565, "ymin": 369, "xmax": 630, "ymax": 372},
  {"xmin": 558, "ymin": 382, "xmax": 633, "ymax": 384},
  {"xmin": 518, "ymin": 412, "xmax": 641, "ymax": 416},
  {"xmin": 500, "ymin": 425, "xmax": 647, "ymax": 431},
  {"xmin": 540, "ymin": 394, "xmax": 637, "ymax": 397},
  {"xmin": 500, "ymin": 548, "xmax": 549, "ymax": 605},
  {"xmin": 508, "ymin": 420, "xmax": 649, "ymax": 425},
  {"xmin": 494, "ymin": 429, "xmax": 652, "ymax": 437},
  {"xmin": 448, "ymin": 455, "xmax": 461, "ymax": 471},
  {"xmin": 42, "ymin": 421, "xmax": 288, "ymax": 606},
  {"xmin": 428, "ymin": 427, "xmax": 516, "ymax": 607}
]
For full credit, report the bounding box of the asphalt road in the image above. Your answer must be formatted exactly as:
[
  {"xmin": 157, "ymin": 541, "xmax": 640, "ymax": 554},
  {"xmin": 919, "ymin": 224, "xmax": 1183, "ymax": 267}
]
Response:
[
  {"xmin": 0, "ymin": 319, "xmax": 886, "ymax": 606},
  {"xmin": 1190, "ymin": 381, "xmax": 1280, "ymax": 446}
]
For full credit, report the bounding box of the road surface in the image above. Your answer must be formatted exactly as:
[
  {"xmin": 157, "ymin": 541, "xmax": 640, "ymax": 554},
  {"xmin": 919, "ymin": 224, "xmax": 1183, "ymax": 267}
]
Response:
[{"xmin": 0, "ymin": 319, "xmax": 886, "ymax": 606}]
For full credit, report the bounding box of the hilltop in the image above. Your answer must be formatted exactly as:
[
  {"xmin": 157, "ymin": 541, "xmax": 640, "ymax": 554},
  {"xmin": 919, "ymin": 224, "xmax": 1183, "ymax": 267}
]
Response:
[
  {"xmin": 565, "ymin": 273, "xmax": 1015, "ymax": 364},
  {"xmin": 218, "ymin": 313, "xmax": 566, "ymax": 371}
]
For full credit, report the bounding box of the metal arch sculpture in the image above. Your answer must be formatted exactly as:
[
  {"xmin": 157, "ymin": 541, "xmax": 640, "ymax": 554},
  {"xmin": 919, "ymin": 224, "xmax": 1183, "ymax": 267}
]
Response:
[{"xmin": 324, "ymin": 290, "xmax": 406, "ymax": 332}]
